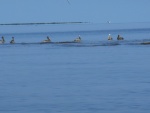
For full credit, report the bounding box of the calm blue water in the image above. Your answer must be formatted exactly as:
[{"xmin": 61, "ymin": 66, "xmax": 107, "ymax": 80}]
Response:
[{"xmin": 0, "ymin": 23, "xmax": 150, "ymax": 113}]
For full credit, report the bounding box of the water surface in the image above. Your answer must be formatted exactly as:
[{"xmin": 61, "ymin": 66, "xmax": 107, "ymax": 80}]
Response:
[{"xmin": 0, "ymin": 23, "xmax": 150, "ymax": 113}]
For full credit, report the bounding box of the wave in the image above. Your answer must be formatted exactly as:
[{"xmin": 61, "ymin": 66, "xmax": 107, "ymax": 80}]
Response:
[{"xmin": 1, "ymin": 40, "xmax": 150, "ymax": 47}]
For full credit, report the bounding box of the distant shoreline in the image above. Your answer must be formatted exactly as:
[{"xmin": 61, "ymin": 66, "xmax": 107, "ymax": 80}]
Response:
[{"xmin": 0, "ymin": 22, "xmax": 88, "ymax": 26}]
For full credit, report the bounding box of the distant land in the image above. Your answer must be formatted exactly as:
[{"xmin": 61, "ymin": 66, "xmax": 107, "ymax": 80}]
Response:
[{"xmin": 0, "ymin": 22, "xmax": 88, "ymax": 26}]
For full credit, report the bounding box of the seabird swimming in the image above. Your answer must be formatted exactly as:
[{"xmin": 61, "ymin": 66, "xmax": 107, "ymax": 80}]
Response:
[
  {"xmin": 74, "ymin": 35, "xmax": 81, "ymax": 42},
  {"xmin": 108, "ymin": 34, "xmax": 113, "ymax": 40},
  {"xmin": 0, "ymin": 36, "xmax": 5, "ymax": 44},
  {"xmin": 10, "ymin": 37, "xmax": 15, "ymax": 44},
  {"xmin": 41, "ymin": 36, "xmax": 51, "ymax": 43},
  {"xmin": 117, "ymin": 35, "xmax": 124, "ymax": 40}
]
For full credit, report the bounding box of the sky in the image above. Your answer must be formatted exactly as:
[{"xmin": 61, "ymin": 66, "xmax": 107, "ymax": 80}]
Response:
[{"xmin": 0, "ymin": 0, "xmax": 150, "ymax": 24}]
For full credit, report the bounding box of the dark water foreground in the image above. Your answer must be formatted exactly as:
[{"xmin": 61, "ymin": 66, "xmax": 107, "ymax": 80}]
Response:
[{"xmin": 0, "ymin": 25, "xmax": 150, "ymax": 113}]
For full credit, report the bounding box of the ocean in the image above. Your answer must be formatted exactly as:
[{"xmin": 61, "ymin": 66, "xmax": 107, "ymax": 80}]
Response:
[{"xmin": 0, "ymin": 23, "xmax": 150, "ymax": 113}]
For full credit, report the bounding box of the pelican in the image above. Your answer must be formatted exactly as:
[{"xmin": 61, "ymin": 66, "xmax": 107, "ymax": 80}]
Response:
[
  {"xmin": 108, "ymin": 34, "xmax": 113, "ymax": 40},
  {"xmin": 0, "ymin": 36, "xmax": 5, "ymax": 44},
  {"xmin": 117, "ymin": 35, "xmax": 124, "ymax": 40},
  {"xmin": 74, "ymin": 35, "xmax": 81, "ymax": 42},
  {"xmin": 42, "ymin": 36, "xmax": 51, "ymax": 43},
  {"xmin": 10, "ymin": 37, "xmax": 15, "ymax": 44}
]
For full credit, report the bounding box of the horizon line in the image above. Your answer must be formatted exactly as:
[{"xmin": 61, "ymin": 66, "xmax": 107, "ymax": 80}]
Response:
[{"xmin": 0, "ymin": 22, "xmax": 89, "ymax": 26}]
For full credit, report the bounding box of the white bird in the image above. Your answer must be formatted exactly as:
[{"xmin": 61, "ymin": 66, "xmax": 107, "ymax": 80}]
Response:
[
  {"xmin": 74, "ymin": 35, "xmax": 81, "ymax": 42},
  {"xmin": 108, "ymin": 34, "xmax": 113, "ymax": 40}
]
